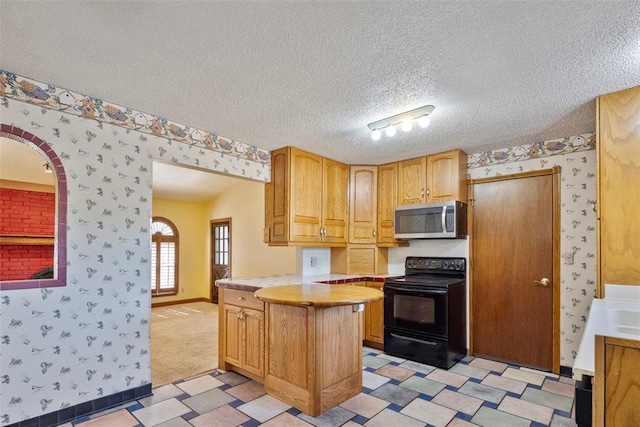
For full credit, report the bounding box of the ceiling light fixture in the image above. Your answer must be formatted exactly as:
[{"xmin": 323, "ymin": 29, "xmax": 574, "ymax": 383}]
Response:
[
  {"xmin": 368, "ymin": 105, "xmax": 434, "ymax": 140},
  {"xmin": 43, "ymin": 163, "xmax": 52, "ymax": 173}
]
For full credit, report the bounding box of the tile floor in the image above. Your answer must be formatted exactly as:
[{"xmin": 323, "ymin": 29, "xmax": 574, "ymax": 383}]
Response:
[{"xmin": 65, "ymin": 348, "xmax": 577, "ymax": 427}]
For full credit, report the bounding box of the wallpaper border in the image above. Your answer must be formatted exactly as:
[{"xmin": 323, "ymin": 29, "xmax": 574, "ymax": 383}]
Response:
[
  {"xmin": 468, "ymin": 133, "xmax": 595, "ymax": 169},
  {"xmin": 0, "ymin": 70, "xmax": 270, "ymax": 166}
]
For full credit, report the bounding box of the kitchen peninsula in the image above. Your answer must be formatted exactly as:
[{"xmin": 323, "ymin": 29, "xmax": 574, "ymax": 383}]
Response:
[{"xmin": 216, "ymin": 276, "xmax": 385, "ymax": 416}]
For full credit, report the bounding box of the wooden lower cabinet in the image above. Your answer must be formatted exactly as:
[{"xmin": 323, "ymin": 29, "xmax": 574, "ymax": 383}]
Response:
[
  {"xmin": 594, "ymin": 335, "xmax": 640, "ymax": 426},
  {"xmin": 364, "ymin": 281, "xmax": 384, "ymax": 347},
  {"xmin": 355, "ymin": 281, "xmax": 384, "ymax": 349},
  {"xmin": 264, "ymin": 302, "xmax": 363, "ymax": 416},
  {"xmin": 219, "ymin": 288, "xmax": 265, "ymax": 380}
]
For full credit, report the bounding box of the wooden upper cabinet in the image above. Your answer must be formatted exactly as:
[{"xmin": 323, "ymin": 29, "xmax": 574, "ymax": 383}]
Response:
[
  {"xmin": 265, "ymin": 146, "xmax": 348, "ymax": 246},
  {"xmin": 597, "ymin": 85, "xmax": 640, "ymax": 295},
  {"xmin": 290, "ymin": 148, "xmax": 324, "ymax": 243},
  {"xmin": 397, "ymin": 156, "xmax": 427, "ymax": 205},
  {"xmin": 397, "ymin": 150, "xmax": 468, "ymax": 205},
  {"xmin": 377, "ymin": 162, "xmax": 399, "ymax": 245},
  {"xmin": 322, "ymin": 158, "xmax": 349, "ymax": 244},
  {"xmin": 426, "ymin": 149, "xmax": 468, "ymax": 203},
  {"xmin": 268, "ymin": 148, "xmax": 289, "ymax": 243},
  {"xmin": 349, "ymin": 165, "xmax": 378, "ymax": 244}
]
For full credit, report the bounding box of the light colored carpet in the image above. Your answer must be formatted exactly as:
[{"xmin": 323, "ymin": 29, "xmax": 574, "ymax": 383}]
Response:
[{"xmin": 151, "ymin": 301, "xmax": 218, "ymax": 386}]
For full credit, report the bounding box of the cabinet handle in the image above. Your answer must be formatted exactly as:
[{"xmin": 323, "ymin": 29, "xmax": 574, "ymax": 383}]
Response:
[
  {"xmin": 373, "ymin": 230, "xmax": 376, "ymax": 237},
  {"xmin": 421, "ymin": 188, "xmax": 424, "ymax": 197},
  {"xmin": 238, "ymin": 297, "xmax": 245, "ymax": 301},
  {"xmin": 426, "ymin": 188, "xmax": 430, "ymax": 196}
]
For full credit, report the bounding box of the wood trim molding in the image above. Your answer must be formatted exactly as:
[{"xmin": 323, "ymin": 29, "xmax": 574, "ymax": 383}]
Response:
[
  {"xmin": 552, "ymin": 168, "xmax": 561, "ymax": 374},
  {"xmin": 468, "ymin": 167, "xmax": 561, "ymax": 185},
  {"xmin": 151, "ymin": 297, "xmax": 209, "ymax": 308},
  {"xmin": 0, "ymin": 235, "xmax": 55, "ymax": 245}
]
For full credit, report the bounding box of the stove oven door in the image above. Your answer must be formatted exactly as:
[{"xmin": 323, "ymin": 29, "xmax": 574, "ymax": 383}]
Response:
[{"xmin": 383, "ymin": 283, "xmax": 448, "ymax": 337}]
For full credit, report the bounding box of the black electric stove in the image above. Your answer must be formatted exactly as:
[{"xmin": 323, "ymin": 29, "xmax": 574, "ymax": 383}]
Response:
[{"xmin": 383, "ymin": 257, "xmax": 467, "ymax": 369}]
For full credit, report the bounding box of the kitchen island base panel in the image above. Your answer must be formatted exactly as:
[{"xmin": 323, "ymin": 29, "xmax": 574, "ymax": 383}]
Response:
[{"xmin": 264, "ymin": 302, "xmax": 363, "ymax": 417}]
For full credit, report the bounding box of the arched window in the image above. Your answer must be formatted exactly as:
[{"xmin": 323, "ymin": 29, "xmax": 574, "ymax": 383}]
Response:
[{"xmin": 151, "ymin": 217, "xmax": 179, "ymax": 296}]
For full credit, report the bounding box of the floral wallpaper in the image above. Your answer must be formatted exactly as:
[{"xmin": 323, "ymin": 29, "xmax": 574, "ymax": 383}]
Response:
[
  {"xmin": 0, "ymin": 92, "xmax": 271, "ymax": 423},
  {"xmin": 0, "ymin": 70, "xmax": 270, "ymax": 173},
  {"xmin": 468, "ymin": 133, "xmax": 597, "ymax": 367}
]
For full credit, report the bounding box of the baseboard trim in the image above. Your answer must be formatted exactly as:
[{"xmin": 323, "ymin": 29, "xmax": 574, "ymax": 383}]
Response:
[
  {"xmin": 7, "ymin": 383, "xmax": 152, "ymax": 427},
  {"xmin": 151, "ymin": 297, "xmax": 210, "ymax": 307},
  {"xmin": 559, "ymin": 365, "xmax": 573, "ymax": 378}
]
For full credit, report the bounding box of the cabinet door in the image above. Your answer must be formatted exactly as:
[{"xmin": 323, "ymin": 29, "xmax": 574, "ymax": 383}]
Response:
[
  {"xmin": 224, "ymin": 305, "xmax": 243, "ymax": 366},
  {"xmin": 364, "ymin": 282, "xmax": 384, "ymax": 344},
  {"xmin": 269, "ymin": 147, "xmax": 290, "ymax": 242},
  {"xmin": 397, "ymin": 157, "xmax": 426, "ymax": 205},
  {"xmin": 349, "ymin": 166, "xmax": 378, "ymax": 244},
  {"xmin": 377, "ymin": 162, "xmax": 398, "ymax": 244},
  {"xmin": 426, "ymin": 149, "xmax": 468, "ymax": 203},
  {"xmin": 598, "ymin": 86, "xmax": 640, "ymax": 292},
  {"xmin": 243, "ymin": 308, "xmax": 265, "ymax": 378},
  {"xmin": 594, "ymin": 335, "xmax": 640, "ymax": 426},
  {"xmin": 290, "ymin": 148, "xmax": 323, "ymax": 243},
  {"xmin": 322, "ymin": 158, "xmax": 348, "ymax": 243}
]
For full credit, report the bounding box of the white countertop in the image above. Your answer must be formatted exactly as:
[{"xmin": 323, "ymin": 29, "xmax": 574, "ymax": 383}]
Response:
[
  {"xmin": 572, "ymin": 285, "xmax": 640, "ymax": 380},
  {"xmin": 215, "ymin": 273, "xmax": 401, "ymax": 291}
]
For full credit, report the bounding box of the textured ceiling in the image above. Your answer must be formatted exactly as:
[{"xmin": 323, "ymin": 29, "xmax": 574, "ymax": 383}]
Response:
[{"xmin": 1, "ymin": 1, "xmax": 639, "ymax": 199}]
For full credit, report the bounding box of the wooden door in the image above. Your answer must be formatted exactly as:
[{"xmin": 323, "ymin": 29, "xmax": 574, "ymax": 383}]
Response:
[
  {"xmin": 377, "ymin": 162, "xmax": 398, "ymax": 244},
  {"xmin": 210, "ymin": 219, "xmax": 230, "ymax": 304},
  {"xmin": 471, "ymin": 170, "xmax": 559, "ymax": 371},
  {"xmin": 349, "ymin": 165, "xmax": 377, "ymax": 244},
  {"xmin": 290, "ymin": 148, "xmax": 323, "ymax": 243},
  {"xmin": 597, "ymin": 86, "xmax": 640, "ymax": 295},
  {"xmin": 322, "ymin": 158, "xmax": 348, "ymax": 243},
  {"xmin": 397, "ymin": 157, "xmax": 426, "ymax": 205},
  {"xmin": 426, "ymin": 149, "xmax": 468, "ymax": 203}
]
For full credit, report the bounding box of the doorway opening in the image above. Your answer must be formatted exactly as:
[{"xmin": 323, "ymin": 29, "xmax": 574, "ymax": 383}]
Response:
[{"xmin": 211, "ymin": 218, "xmax": 231, "ymax": 303}]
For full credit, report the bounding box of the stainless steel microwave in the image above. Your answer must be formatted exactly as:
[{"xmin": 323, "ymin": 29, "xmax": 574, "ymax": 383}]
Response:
[{"xmin": 394, "ymin": 201, "xmax": 467, "ymax": 239}]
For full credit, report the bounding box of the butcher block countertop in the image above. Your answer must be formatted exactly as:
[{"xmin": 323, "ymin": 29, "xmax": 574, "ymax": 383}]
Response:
[{"xmin": 254, "ymin": 284, "xmax": 383, "ymax": 307}]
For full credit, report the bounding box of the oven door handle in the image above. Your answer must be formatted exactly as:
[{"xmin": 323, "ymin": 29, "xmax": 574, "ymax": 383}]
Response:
[
  {"xmin": 390, "ymin": 333, "xmax": 439, "ymax": 346},
  {"xmin": 384, "ymin": 285, "xmax": 448, "ymax": 294}
]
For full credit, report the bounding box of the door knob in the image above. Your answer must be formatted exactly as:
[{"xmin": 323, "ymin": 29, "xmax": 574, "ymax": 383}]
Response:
[{"xmin": 533, "ymin": 278, "xmax": 550, "ymax": 286}]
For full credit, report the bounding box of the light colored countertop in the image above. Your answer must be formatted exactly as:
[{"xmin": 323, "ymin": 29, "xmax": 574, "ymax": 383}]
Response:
[
  {"xmin": 215, "ymin": 273, "xmax": 400, "ymax": 292},
  {"xmin": 255, "ymin": 284, "xmax": 383, "ymax": 307},
  {"xmin": 572, "ymin": 285, "xmax": 640, "ymax": 380}
]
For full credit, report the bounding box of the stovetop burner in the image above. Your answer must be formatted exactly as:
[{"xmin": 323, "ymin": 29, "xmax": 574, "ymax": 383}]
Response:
[
  {"xmin": 385, "ymin": 257, "xmax": 466, "ymax": 288},
  {"xmin": 385, "ymin": 276, "xmax": 463, "ymax": 287}
]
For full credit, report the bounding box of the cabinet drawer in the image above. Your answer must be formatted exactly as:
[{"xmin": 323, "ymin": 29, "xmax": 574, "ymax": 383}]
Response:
[{"xmin": 224, "ymin": 289, "xmax": 264, "ymax": 311}]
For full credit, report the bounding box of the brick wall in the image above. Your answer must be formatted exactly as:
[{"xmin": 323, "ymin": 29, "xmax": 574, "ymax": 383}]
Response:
[{"xmin": 0, "ymin": 188, "xmax": 55, "ymax": 280}]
